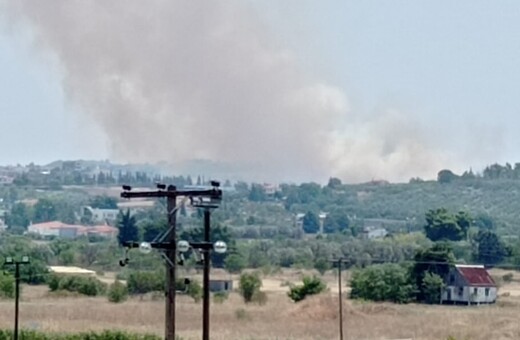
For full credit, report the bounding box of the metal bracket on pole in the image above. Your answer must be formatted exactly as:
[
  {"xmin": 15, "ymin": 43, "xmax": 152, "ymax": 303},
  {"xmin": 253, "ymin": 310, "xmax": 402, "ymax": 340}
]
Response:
[{"xmin": 160, "ymin": 253, "xmax": 176, "ymax": 269}]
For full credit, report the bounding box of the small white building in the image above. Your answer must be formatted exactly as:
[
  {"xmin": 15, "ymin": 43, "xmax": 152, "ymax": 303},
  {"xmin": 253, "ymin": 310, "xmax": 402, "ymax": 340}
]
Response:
[
  {"xmin": 81, "ymin": 206, "xmax": 119, "ymax": 224},
  {"xmin": 442, "ymin": 265, "xmax": 497, "ymax": 305}
]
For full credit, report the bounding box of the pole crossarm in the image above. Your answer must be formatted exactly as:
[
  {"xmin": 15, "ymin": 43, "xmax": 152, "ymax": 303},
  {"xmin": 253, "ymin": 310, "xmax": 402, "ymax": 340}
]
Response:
[
  {"xmin": 121, "ymin": 241, "xmax": 214, "ymax": 251},
  {"xmin": 121, "ymin": 188, "xmax": 222, "ymax": 200},
  {"xmin": 119, "ymin": 182, "xmax": 223, "ymax": 340}
]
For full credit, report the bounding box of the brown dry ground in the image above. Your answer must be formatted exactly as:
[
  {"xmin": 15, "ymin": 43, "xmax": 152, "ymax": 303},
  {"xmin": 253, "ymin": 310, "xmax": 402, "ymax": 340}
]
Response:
[{"xmin": 0, "ymin": 269, "xmax": 519, "ymax": 340}]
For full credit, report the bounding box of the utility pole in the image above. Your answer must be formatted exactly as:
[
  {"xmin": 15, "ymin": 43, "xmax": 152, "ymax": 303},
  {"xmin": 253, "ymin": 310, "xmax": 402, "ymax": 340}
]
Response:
[
  {"xmin": 120, "ymin": 183, "xmax": 222, "ymax": 340},
  {"xmin": 202, "ymin": 209, "xmax": 211, "ymax": 340},
  {"xmin": 187, "ymin": 195, "xmax": 224, "ymax": 340},
  {"xmin": 4, "ymin": 256, "xmax": 30, "ymax": 340},
  {"xmin": 165, "ymin": 185, "xmax": 177, "ymax": 340},
  {"xmin": 330, "ymin": 257, "xmax": 349, "ymax": 340}
]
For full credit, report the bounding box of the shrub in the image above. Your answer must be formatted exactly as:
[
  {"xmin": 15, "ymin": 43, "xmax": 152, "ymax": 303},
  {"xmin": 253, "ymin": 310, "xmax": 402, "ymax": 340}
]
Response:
[
  {"xmin": 288, "ymin": 276, "xmax": 326, "ymax": 302},
  {"xmin": 48, "ymin": 275, "xmax": 107, "ymax": 296},
  {"xmin": 234, "ymin": 308, "xmax": 250, "ymax": 321},
  {"xmin": 251, "ymin": 290, "xmax": 268, "ymax": 305},
  {"xmin": 502, "ymin": 273, "xmax": 514, "ymax": 283},
  {"xmin": 350, "ymin": 263, "xmax": 415, "ymax": 304},
  {"xmin": 0, "ymin": 329, "xmax": 161, "ymax": 339},
  {"xmin": 213, "ymin": 291, "xmax": 228, "ymax": 304},
  {"xmin": 185, "ymin": 279, "xmax": 202, "ymax": 302},
  {"xmin": 224, "ymin": 254, "xmax": 246, "ymax": 274},
  {"xmin": 126, "ymin": 270, "xmax": 164, "ymax": 295},
  {"xmin": 239, "ymin": 272, "xmax": 262, "ymax": 303},
  {"xmin": 422, "ymin": 272, "xmax": 444, "ymax": 304},
  {"xmin": 0, "ymin": 273, "xmax": 14, "ymax": 298},
  {"xmin": 108, "ymin": 280, "xmax": 128, "ymax": 303}
]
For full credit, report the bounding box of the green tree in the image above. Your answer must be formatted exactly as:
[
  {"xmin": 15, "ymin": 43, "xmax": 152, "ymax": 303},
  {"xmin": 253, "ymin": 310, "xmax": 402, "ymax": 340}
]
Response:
[
  {"xmin": 5, "ymin": 203, "xmax": 31, "ymax": 229},
  {"xmin": 455, "ymin": 211, "xmax": 471, "ymax": 239},
  {"xmin": 437, "ymin": 169, "xmax": 458, "ymax": 183},
  {"xmin": 117, "ymin": 210, "xmax": 139, "ymax": 245},
  {"xmin": 90, "ymin": 195, "xmax": 118, "ymax": 209},
  {"xmin": 411, "ymin": 243, "xmax": 454, "ymax": 302},
  {"xmin": 313, "ymin": 258, "xmax": 331, "ymax": 275},
  {"xmin": 239, "ymin": 272, "xmax": 262, "ymax": 303},
  {"xmin": 180, "ymin": 223, "xmax": 234, "ymax": 267},
  {"xmin": 473, "ymin": 230, "xmax": 508, "ymax": 265},
  {"xmin": 33, "ymin": 198, "xmax": 58, "ymax": 223},
  {"xmin": 140, "ymin": 219, "xmax": 167, "ymax": 242},
  {"xmin": 126, "ymin": 270, "xmax": 164, "ymax": 295},
  {"xmin": 424, "ymin": 208, "xmax": 467, "ymax": 241},
  {"xmin": 107, "ymin": 280, "xmax": 128, "ymax": 303},
  {"xmin": 224, "ymin": 253, "xmax": 246, "ymax": 274},
  {"xmin": 0, "ymin": 272, "xmax": 14, "ymax": 298},
  {"xmin": 474, "ymin": 212, "xmax": 495, "ymax": 230},
  {"xmin": 248, "ymin": 184, "xmax": 267, "ymax": 202},
  {"xmin": 327, "ymin": 177, "xmax": 342, "ymax": 189},
  {"xmin": 323, "ymin": 210, "xmax": 349, "ymax": 233},
  {"xmin": 350, "ymin": 264, "xmax": 415, "ymax": 303},
  {"xmin": 422, "ymin": 272, "xmax": 444, "ymax": 304},
  {"xmin": 288, "ymin": 275, "xmax": 327, "ymax": 302},
  {"xmin": 302, "ymin": 211, "xmax": 320, "ymax": 234}
]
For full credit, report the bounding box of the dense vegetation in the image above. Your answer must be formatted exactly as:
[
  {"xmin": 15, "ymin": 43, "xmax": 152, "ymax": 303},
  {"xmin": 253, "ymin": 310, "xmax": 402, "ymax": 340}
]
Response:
[
  {"xmin": 2, "ymin": 162, "xmax": 520, "ymax": 307},
  {"xmin": 0, "ymin": 330, "xmax": 160, "ymax": 340}
]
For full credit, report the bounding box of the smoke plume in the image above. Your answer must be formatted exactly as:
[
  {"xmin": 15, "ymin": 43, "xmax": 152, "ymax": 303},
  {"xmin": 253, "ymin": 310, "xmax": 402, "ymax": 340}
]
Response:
[{"xmin": 1, "ymin": 0, "xmax": 451, "ymax": 183}]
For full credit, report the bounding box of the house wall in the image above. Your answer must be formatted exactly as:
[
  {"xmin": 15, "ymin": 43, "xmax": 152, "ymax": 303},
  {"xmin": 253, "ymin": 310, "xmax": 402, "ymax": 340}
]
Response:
[
  {"xmin": 442, "ymin": 286, "xmax": 497, "ymax": 304},
  {"xmin": 209, "ymin": 280, "xmax": 233, "ymax": 292},
  {"xmin": 442, "ymin": 268, "xmax": 497, "ymax": 304}
]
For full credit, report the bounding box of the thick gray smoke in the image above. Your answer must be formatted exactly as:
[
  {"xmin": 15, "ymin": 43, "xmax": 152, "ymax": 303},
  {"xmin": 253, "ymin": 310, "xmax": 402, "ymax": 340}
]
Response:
[{"xmin": 1, "ymin": 0, "xmax": 451, "ymax": 183}]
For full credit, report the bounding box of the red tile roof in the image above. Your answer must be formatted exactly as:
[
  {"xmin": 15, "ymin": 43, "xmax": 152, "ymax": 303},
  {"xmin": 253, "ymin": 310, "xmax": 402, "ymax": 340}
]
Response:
[{"xmin": 456, "ymin": 265, "xmax": 496, "ymax": 287}]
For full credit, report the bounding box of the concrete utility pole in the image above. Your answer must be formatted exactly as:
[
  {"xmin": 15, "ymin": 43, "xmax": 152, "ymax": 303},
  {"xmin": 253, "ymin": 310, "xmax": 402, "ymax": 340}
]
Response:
[
  {"xmin": 120, "ymin": 183, "xmax": 222, "ymax": 340},
  {"xmin": 330, "ymin": 257, "xmax": 349, "ymax": 340}
]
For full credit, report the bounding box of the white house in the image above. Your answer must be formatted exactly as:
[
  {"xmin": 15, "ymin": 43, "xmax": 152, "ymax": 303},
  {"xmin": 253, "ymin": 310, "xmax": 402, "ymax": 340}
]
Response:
[
  {"xmin": 442, "ymin": 264, "xmax": 497, "ymax": 305},
  {"xmin": 81, "ymin": 206, "xmax": 119, "ymax": 224}
]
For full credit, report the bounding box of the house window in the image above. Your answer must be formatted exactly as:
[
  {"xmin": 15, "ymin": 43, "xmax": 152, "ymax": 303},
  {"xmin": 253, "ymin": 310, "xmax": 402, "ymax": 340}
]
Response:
[
  {"xmin": 473, "ymin": 288, "xmax": 478, "ymax": 295},
  {"xmin": 485, "ymin": 288, "xmax": 490, "ymax": 297},
  {"xmin": 449, "ymin": 274, "xmax": 455, "ymax": 284},
  {"xmin": 458, "ymin": 287, "xmax": 463, "ymax": 295}
]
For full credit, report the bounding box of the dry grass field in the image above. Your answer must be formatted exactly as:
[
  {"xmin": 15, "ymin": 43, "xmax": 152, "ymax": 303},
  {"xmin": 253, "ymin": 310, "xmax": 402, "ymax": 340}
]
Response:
[{"xmin": 0, "ymin": 269, "xmax": 519, "ymax": 340}]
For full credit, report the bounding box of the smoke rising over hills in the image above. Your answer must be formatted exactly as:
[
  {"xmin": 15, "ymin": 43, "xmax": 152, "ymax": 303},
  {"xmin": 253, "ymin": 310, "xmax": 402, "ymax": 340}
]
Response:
[{"xmin": 1, "ymin": 0, "xmax": 452, "ymax": 183}]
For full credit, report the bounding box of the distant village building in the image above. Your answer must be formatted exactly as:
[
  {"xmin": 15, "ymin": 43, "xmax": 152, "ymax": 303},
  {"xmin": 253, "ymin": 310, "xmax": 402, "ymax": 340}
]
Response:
[
  {"xmin": 318, "ymin": 212, "xmax": 327, "ymax": 234},
  {"xmin": 0, "ymin": 175, "xmax": 14, "ymax": 185},
  {"xmin": 209, "ymin": 279, "xmax": 233, "ymax": 293},
  {"xmin": 27, "ymin": 221, "xmax": 118, "ymax": 239},
  {"xmin": 442, "ymin": 265, "xmax": 497, "ymax": 305},
  {"xmin": 48, "ymin": 266, "xmax": 96, "ymax": 276},
  {"xmin": 261, "ymin": 183, "xmax": 280, "ymax": 196},
  {"xmin": 81, "ymin": 206, "xmax": 120, "ymax": 224},
  {"xmin": 361, "ymin": 226, "xmax": 389, "ymax": 239}
]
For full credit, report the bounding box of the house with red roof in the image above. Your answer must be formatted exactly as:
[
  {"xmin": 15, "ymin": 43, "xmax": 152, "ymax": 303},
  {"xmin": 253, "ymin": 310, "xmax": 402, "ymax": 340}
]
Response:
[
  {"xmin": 441, "ymin": 264, "xmax": 497, "ymax": 305},
  {"xmin": 27, "ymin": 221, "xmax": 118, "ymax": 239}
]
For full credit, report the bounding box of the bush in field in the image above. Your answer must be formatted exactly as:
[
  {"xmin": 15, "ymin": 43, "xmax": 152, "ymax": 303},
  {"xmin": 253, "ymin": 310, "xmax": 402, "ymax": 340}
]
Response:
[
  {"xmin": 0, "ymin": 329, "xmax": 160, "ymax": 339},
  {"xmin": 126, "ymin": 270, "xmax": 164, "ymax": 295},
  {"xmin": 239, "ymin": 272, "xmax": 262, "ymax": 303},
  {"xmin": 0, "ymin": 272, "xmax": 14, "ymax": 298},
  {"xmin": 288, "ymin": 276, "xmax": 326, "ymax": 302},
  {"xmin": 47, "ymin": 274, "xmax": 107, "ymax": 296},
  {"xmin": 251, "ymin": 290, "xmax": 268, "ymax": 305},
  {"xmin": 108, "ymin": 280, "xmax": 128, "ymax": 303},
  {"xmin": 176, "ymin": 278, "xmax": 203, "ymax": 302},
  {"xmin": 422, "ymin": 272, "xmax": 444, "ymax": 304},
  {"xmin": 213, "ymin": 291, "xmax": 228, "ymax": 304},
  {"xmin": 350, "ymin": 263, "xmax": 415, "ymax": 304}
]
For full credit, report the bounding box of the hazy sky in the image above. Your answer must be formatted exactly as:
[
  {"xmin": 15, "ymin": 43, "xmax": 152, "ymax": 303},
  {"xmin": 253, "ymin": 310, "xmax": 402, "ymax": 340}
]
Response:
[{"xmin": 1, "ymin": 1, "xmax": 519, "ymax": 183}]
